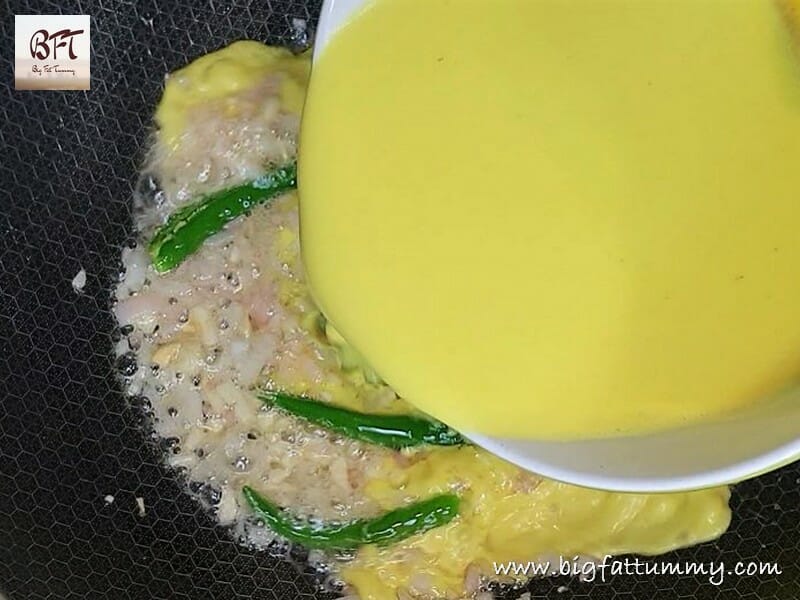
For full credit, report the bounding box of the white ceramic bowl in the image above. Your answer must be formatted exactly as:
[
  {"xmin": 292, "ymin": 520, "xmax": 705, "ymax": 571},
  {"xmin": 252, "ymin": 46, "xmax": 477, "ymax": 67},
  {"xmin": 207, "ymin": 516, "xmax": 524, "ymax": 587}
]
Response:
[{"xmin": 307, "ymin": 0, "xmax": 800, "ymax": 492}]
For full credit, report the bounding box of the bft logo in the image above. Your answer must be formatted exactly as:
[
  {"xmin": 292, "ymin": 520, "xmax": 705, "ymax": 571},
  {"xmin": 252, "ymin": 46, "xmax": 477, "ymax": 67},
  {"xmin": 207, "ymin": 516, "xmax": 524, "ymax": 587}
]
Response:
[
  {"xmin": 14, "ymin": 15, "xmax": 91, "ymax": 90},
  {"xmin": 29, "ymin": 28, "xmax": 85, "ymax": 60}
]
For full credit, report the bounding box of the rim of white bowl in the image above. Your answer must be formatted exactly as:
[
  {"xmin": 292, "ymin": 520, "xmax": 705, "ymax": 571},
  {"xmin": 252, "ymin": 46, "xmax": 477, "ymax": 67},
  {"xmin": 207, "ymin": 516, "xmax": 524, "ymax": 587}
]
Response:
[{"xmin": 468, "ymin": 433, "xmax": 800, "ymax": 492}]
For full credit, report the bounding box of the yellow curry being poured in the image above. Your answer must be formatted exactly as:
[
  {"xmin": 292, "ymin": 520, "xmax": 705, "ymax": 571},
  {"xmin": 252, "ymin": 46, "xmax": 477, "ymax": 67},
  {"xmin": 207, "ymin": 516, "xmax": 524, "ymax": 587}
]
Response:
[
  {"xmin": 149, "ymin": 40, "xmax": 733, "ymax": 600},
  {"xmin": 300, "ymin": 0, "xmax": 800, "ymax": 440}
]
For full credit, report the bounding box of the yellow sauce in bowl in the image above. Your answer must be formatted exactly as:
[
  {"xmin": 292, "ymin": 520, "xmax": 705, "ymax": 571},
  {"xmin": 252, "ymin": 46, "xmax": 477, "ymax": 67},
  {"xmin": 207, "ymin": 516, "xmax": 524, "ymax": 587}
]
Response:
[{"xmin": 300, "ymin": 0, "xmax": 800, "ymax": 440}]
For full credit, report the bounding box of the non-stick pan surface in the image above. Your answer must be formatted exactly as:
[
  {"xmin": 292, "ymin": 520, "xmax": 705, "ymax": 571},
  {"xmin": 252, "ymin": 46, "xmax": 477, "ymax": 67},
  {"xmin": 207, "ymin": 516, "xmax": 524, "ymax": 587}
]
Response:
[{"xmin": 1, "ymin": 2, "xmax": 799, "ymax": 599}]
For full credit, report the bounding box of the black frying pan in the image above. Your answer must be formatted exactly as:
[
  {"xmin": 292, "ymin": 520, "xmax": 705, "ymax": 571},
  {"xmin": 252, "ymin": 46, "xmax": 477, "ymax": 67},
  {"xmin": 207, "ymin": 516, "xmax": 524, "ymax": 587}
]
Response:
[{"xmin": 1, "ymin": 2, "xmax": 798, "ymax": 599}]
